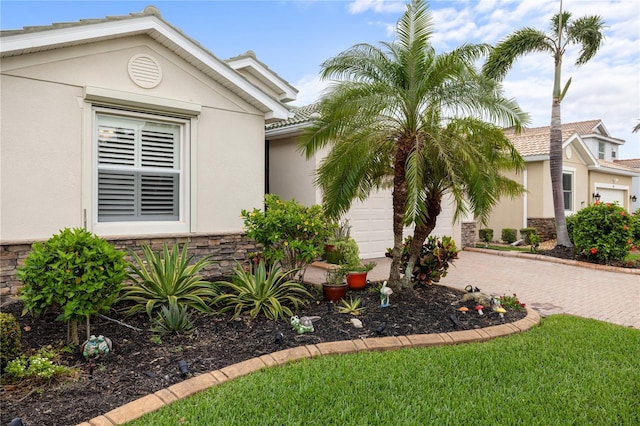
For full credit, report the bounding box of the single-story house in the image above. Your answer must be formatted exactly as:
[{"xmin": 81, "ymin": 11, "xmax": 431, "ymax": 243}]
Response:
[
  {"xmin": 0, "ymin": 6, "xmax": 299, "ymax": 293},
  {"xmin": 265, "ymin": 105, "xmax": 466, "ymax": 259},
  {"xmin": 484, "ymin": 120, "xmax": 639, "ymax": 240}
]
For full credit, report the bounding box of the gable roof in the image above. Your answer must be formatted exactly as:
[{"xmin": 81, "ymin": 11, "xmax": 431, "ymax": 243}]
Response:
[
  {"xmin": 226, "ymin": 50, "xmax": 298, "ymax": 103},
  {"xmin": 0, "ymin": 5, "xmax": 293, "ymax": 122},
  {"xmin": 504, "ymin": 119, "xmax": 625, "ymax": 158}
]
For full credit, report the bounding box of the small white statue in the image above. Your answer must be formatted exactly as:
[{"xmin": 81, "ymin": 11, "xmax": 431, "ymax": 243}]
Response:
[{"xmin": 380, "ymin": 281, "xmax": 393, "ymax": 307}]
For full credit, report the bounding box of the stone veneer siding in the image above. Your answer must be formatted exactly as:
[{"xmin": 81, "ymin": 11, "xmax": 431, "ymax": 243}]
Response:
[
  {"xmin": 461, "ymin": 221, "xmax": 477, "ymax": 247},
  {"xmin": 0, "ymin": 233, "xmax": 257, "ymax": 298},
  {"xmin": 526, "ymin": 218, "xmax": 557, "ymax": 241}
]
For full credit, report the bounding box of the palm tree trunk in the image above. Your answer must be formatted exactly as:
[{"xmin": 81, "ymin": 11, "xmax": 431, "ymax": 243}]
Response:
[
  {"xmin": 400, "ymin": 198, "xmax": 441, "ymax": 290},
  {"xmin": 550, "ymin": 54, "xmax": 573, "ymax": 248},
  {"xmin": 388, "ymin": 138, "xmax": 413, "ymax": 288}
]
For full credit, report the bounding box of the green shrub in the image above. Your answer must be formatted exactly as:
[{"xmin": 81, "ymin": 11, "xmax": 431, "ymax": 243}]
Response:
[
  {"xmin": 630, "ymin": 209, "xmax": 640, "ymax": 248},
  {"xmin": 572, "ymin": 202, "xmax": 633, "ymax": 263},
  {"xmin": 0, "ymin": 312, "xmax": 22, "ymax": 372},
  {"xmin": 241, "ymin": 194, "xmax": 335, "ymax": 279},
  {"xmin": 214, "ymin": 261, "xmax": 311, "ymax": 320},
  {"xmin": 334, "ymin": 237, "xmax": 361, "ymax": 269},
  {"xmin": 400, "ymin": 235, "xmax": 458, "ymax": 286},
  {"xmin": 17, "ymin": 228, "xmax": 127, "ymax": 344},
  {"xmin": 501, "ymin": 228, "xmax": 517, "ymax": 244},
  {"xmin": 566, "ymin": 214, "xmax": 578, "ymax": 243},
  {"xmin": 519, "ymin": 228, "xmax": 538, "ymax": 245},
  {"xmin": 120, "ymin": 243, "xmax": 217, "ymax": 318},
  {"xmin": 150, "ymin": 300, "xmax": 195, "ymax": 336},
  {"xmin": 478, "ymin": 228, "xmax": 493, "ymax": 243}
]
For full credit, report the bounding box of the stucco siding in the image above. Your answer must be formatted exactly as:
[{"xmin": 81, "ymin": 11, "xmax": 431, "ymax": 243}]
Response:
[
  {"xmin": 1, "ymin": 35, "xmax": 268, "ymax": 241},
  {"xmin": 268, "ymin": 137, "xmax": 319, "ymax": 206},
  {"xmin": 484, "ymin": 169, "xmax": 524, "ymax": 240}
]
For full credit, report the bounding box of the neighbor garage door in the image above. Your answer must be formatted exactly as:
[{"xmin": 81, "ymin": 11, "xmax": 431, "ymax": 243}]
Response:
[{"xmin": 597, "ymin": 188, "xmax": 625, "ymax": 206}]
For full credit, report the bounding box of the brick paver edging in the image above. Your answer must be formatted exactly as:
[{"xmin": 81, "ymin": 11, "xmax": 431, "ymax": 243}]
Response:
[
  {"xmin": 77, "ymin": 308, "xmax": 541, "ymax": 426},
  {"xmin": 464, "ymin": 247, "xmax": 640, "ymax": 275}
]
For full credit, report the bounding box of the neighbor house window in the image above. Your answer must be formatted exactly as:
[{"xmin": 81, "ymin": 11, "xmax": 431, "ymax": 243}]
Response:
[
  {"xmin": 611, "ymin": 149, "xmax": 616, "ymax": 159},
  {"xmin": 598, "ymin": 142, "xmax": 605, "ymax": 159},
  {"xmin": 562, "ymin": 172, "xmax": 573, "ymax": 211},
  {"xmin": 96, "ymin": 114, "xmax": 182, "ymax": 222}
]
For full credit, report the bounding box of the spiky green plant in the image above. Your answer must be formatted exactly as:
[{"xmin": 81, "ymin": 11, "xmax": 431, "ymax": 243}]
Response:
[
  {"xmin": 337, "ymin": 297, "xmax": 366, "ymax": 316},
  {"xmin": 214, "ymin": 261, "xmax": 310, "ymax": 320},
  {"xmin": 119, "ymin": 243, "xmax": 217, "ymax": 317},
  {"xmin": 150, "ymin": 300, "xmax": 195, "ymax": 336}
]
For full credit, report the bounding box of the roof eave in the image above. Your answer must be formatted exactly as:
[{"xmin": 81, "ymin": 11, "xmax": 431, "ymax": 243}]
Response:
[{"xmin": 1, "ymin": 15, "xmax": 292, "ymax": 121}]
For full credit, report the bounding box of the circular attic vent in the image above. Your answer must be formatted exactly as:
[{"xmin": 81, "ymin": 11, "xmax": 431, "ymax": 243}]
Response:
[{"xmin": 128, "ymin": 54, "xmax": 163, "ymax": 88}]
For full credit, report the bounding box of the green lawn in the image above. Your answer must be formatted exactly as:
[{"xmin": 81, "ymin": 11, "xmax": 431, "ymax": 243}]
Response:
[{"xmin": 128, "ymin": 315, "xmax": 639, "ymax": 425}]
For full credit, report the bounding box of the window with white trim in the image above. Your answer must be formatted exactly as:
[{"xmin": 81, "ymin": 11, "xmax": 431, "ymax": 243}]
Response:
[
  {"xmin": 96, "ymin": 113, "xmax": 182, "ymax": 223},
  {"xmin": 598, "ymin": 142, "xmax": 605, "ymax": 160},
  {"xmin": 562, "ymin": 172, "xmax": 573, "ymax": 211}
]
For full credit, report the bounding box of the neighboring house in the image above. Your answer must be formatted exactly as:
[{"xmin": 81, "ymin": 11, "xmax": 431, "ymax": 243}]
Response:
[
  {"xmin": 0, "ymin": 6, "xmax": 296, "ymax": 292},
  {"xmin": 484, "ymin": 120, "xmax": 639, "ymax": 241},
  {"xmin": 614, "ymin": 158, "xmax": 640, "ymax": 212},
  {"xmin": 265, "ymin": 106, "xmax": 464, "ymax": 259}
]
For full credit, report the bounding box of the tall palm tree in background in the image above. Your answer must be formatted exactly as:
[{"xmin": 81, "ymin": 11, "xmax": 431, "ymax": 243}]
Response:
[
  {"xmin": 483, "ymin": 2, "xmax": 605, "ymax": 248},
  {"xmin": 300, "ymin": 0, "xmax": 528, "ymax": 290}
]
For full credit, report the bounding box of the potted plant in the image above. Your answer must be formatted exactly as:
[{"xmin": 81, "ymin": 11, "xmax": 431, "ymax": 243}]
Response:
[
  {"xmin": 322, "ymin": 267, "xmax": 347, "ymax": 302},
  {"xmin": 343, "ymin": 261, "xmax": 375, "ymax": 290},
  {"xmin": 335, "ymin": 237, "xmax": 375, "ymax": 290}
]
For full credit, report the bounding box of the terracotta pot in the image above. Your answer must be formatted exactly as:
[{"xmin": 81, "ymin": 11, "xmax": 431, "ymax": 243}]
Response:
[
  {"xmin": 322, "ymin": 283, "xmax": 348, "ymax": 302},
  {"xmin": 346, "ymin": 271, "xmax": 367, "ymax": 290}
]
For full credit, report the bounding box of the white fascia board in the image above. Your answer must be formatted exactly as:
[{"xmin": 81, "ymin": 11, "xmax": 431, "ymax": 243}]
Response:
[
  {"xmin": 1, "ymin": 19, "xmax": 157, "ymax": 54},
  {"xmin": 228, "ymin": 56, "xmax": 298, "ymax": 102},
  {"xmin": 523, "ymin": 155, "xmax": 549, "ymax": 162},
  {"xmin": 588, "ymin": 165, "xmax": 640, "ymax": 177},
  {"xmin": 563, "ymin": 134, "xmax": 598, "ymax": 166},
  {"xmin": 581, "ymin": 133, "xmax": 625, "ymax": 145},
  {"xmin": 1, "ymin": 16, "xmax": 292, "ymax": 121}
]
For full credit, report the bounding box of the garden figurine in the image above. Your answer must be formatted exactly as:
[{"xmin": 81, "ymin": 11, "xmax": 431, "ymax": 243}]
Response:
[
  {"xmin": 290, "ymin": 315, "xmax": 319, "ymax": 334},
  {"xmin": 380, "ymin": 281, "xmax": 393, "ymax": 307},
  {"xmin": 82, "ymin": 335, "xmax": 112, "ymax": 358}
]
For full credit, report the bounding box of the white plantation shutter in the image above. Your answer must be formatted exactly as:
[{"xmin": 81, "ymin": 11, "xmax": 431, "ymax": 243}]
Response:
[{"xmin": 97, "ymin": 115, "xmax": 180, "ymax": 222}]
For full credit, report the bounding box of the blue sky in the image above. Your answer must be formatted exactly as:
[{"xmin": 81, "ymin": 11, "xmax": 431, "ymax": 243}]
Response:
[{"xmin": 2, "ymin": 0, "xmax": 639, "ymax": 158}]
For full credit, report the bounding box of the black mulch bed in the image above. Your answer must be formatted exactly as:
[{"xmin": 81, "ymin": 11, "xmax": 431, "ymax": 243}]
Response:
[
  {"xmin": 1, "ymin": 283, "xmax": 527, "ymax": 426},
  {"xmin": 536, "ymin": 246, "xmax": 640, "ymax": 269}
]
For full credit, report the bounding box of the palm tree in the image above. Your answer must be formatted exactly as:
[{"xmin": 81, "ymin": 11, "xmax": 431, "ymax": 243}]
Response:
[
  {"xmin": 299, "ymin": 0, "xmax": 528, "ymax": 290},
  {"xmin": 483, "ymin": 3, "xmax": 605, "ymax": 248}
]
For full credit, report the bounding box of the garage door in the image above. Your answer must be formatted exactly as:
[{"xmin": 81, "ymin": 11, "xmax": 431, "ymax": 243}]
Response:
[
  {"xmin": 345, "ymin": 190, "xmax": 456, "ymax": 259},
  {"xmin": 345, "ymin": 189, "xmax": 394, "ymax": 259},
  {"xmin": 597, "ymin": 188, "xmax": 625, "ymax": 206}
]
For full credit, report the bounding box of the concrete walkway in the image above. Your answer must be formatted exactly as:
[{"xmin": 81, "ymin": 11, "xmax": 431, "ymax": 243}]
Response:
[{"xmin": 306, "ymin": 249, "xmax": 640, "ymax": 329}]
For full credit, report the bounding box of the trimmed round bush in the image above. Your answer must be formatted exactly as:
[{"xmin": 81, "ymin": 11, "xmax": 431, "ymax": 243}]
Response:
[
  {"xmin": 501, "ymin": 228, "xmax": 517, "ymax": 244},
  {"xmin": 479, "ymin": 228, "xmax": 493, "ymax": 243},
  {"xmin": 519, "ymin": 227, "xmax": 538, "ymax": 245},
  {"xmin": 572, "ymin": 202, "xmax": 633, "ymax": 263},
  {"xmin": 17, "ymin": 228, "xmax": 128, "ymax": 344}
]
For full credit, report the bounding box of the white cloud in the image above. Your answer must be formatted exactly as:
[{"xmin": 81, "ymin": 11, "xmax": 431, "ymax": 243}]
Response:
[
  {"xmin": 348, "ymin": 0, "xmax": 407, "ymax": 15},
  {"xmin": 290, "ymin": 74, "xmax": 331, "ymax": 106}
]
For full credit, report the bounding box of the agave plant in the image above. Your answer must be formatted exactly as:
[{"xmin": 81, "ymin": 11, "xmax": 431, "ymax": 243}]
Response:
[
  {"xmin": 337, "ymin": 297, "xmax": 366, "ymax": 316},
  {"xmin": 119, "ymin": 243, "xmax": 217, "ymax": 317},
  {"xmin": 150, "ymin": 300, "xmax": 195, "ymax": 336},
  {"xmin": 214, "ymin": 261, "xmax": 311, "ymax": 320}
]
